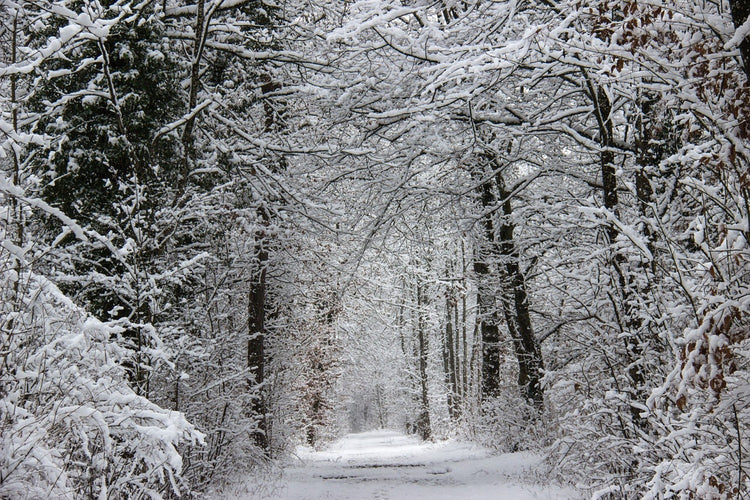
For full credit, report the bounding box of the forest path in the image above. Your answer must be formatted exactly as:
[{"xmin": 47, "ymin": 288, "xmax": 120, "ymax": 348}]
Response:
[{"xmin": 264, "ymin": 430, "xmax": 578, "ymax": 499}]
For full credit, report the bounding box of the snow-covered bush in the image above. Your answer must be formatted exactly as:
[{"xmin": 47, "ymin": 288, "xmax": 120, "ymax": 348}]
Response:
[
  {"xmin": 0, "ymin": 265, "xmax": 204, "ymax": 499},
  {"xmin": 643, "ymin": 173, "xmax": 750, "ymax": 498},
  {"xmin": 474, "ymin": 388, "xmax": 540, "ymax": 453}
]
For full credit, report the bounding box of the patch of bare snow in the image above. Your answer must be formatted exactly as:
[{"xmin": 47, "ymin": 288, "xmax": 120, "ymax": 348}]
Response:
[{"xmin": 244, "ymin": 430, "xmax": 580, "ymax": 499}]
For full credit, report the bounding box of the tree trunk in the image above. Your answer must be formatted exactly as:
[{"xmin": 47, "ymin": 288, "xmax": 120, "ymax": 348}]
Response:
[
  {"xmin": 453, "ymin": 289, "xmax": 462, "ymax": 410},
  {"xmin": 398, "ymin": 292, "xmax": 419, "ymax": 435},
  {"xmin": 494, "ymin": 170, "xmax": 545, "ymax": 412},
  {"xmin": 248, "ymin": 219, "xmax": 269, "ymax": 452},
  {"xmin": 476, "ymin": 180, "xmax": 502, "ymax": 401},
  {"xmin": 178, "ymin": 0, "xmax": 205, "ymax": 196},
  {"xmin": 245, "ymin": 40, "xmax": 284, "ymax": 453},
  {"xmin": 443, "ymin": 292, "xmax": 459, "ymax": 419},
  {"xmin": 10, "ymin": 12, "xmax": 21, "ymax": 303},
  {"xmin": 461, "ymin": 241, "xmax": 469, "ymax": 401},
  {"xmin": 475, "ymin": 157, "xmax": 545, "ymax": 411},
  {"xmin": 415, "ymin": 275, "xmax": 432, "ymax": 441},
  {"xmin": 591, "ymin": 82, "xmax": 648, "ymax": 431}
]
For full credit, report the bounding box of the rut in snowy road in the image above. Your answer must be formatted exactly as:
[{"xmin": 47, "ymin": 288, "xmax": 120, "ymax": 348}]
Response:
[{"xmin": 259, "ymin": 430, "xmax": 579, "ymax": 499}]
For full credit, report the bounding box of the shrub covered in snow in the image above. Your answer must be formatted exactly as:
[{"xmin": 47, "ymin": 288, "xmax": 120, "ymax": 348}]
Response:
[{"xmin": 0, "ymin": 267, "xmax": 204, "ymax": 499}]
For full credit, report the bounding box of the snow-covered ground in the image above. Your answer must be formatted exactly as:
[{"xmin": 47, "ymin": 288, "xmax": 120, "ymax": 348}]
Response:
[{"xmin": 252, "ymin": 430, "xmax": 580, "ymax": 499}]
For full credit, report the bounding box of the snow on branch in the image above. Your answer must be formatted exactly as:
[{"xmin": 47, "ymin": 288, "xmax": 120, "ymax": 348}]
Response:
[
  {"xmin": 0, "ymin": 176, "xmax": 88, "ymax": 242},
  {"xmin": 0, "ymin": 269, "xmax": 204, "ymax": 499},
  {"xmin": 0, "ymin": 2, "xmax": 124, "ymax": 77}
]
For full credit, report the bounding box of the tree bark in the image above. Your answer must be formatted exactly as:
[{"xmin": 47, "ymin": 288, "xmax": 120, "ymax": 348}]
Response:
[
  {"xmin": 475, "ymin": 175, "xmax": 503, "ymax": 402},
  {"xmin": 10, "ymin": 12, "xmax": 21, "ymax": 301},
  {"xmin": 179, "ymin": 0, "xmax": 206, "ymax": 196},
  {"xmin": 248, "ymin": 214, "xmax": 269, "ymax": 452},
  {"xmin": 398, "ymin": 291, "xmax": 420, "ymax": 435},
  {"xmin": 415, "ymin": 275, "xmax": 432, "ymax": 441},
  {"xmin": 475, "ymin": 156, "xmax": 544, "ymax": 411},
  {"xmin": 590, "ymin": 81, "xmax": 649, "ymax": 431},
  {"xmin": 461, "ymin": 240, "xmax": 469, "ymax": 401},
  {"xmin": 494, "ymin": 170, "xmax": 545, "ymax": 412},
  {"xmin": 443, "ymin": 292, "xmax": 459, "ymax": 419},
  {"xmin": 453, "ymin": 289, "xmax": 462, "ymax": 409}
]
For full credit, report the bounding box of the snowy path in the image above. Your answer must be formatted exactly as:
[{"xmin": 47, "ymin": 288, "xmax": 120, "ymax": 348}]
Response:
[{"xmin": 263, "ymin": 430, "xmax": 579, "ymax": 499}]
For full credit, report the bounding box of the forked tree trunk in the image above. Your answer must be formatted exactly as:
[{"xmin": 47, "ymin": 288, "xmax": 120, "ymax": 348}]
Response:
[
  {"xmin": 494, "ymin": 169, "xmax": 544, "ymax": 411},
  {"xmin": 475, "ymin": 156, "xmax": 545, "ymax": 411}
]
